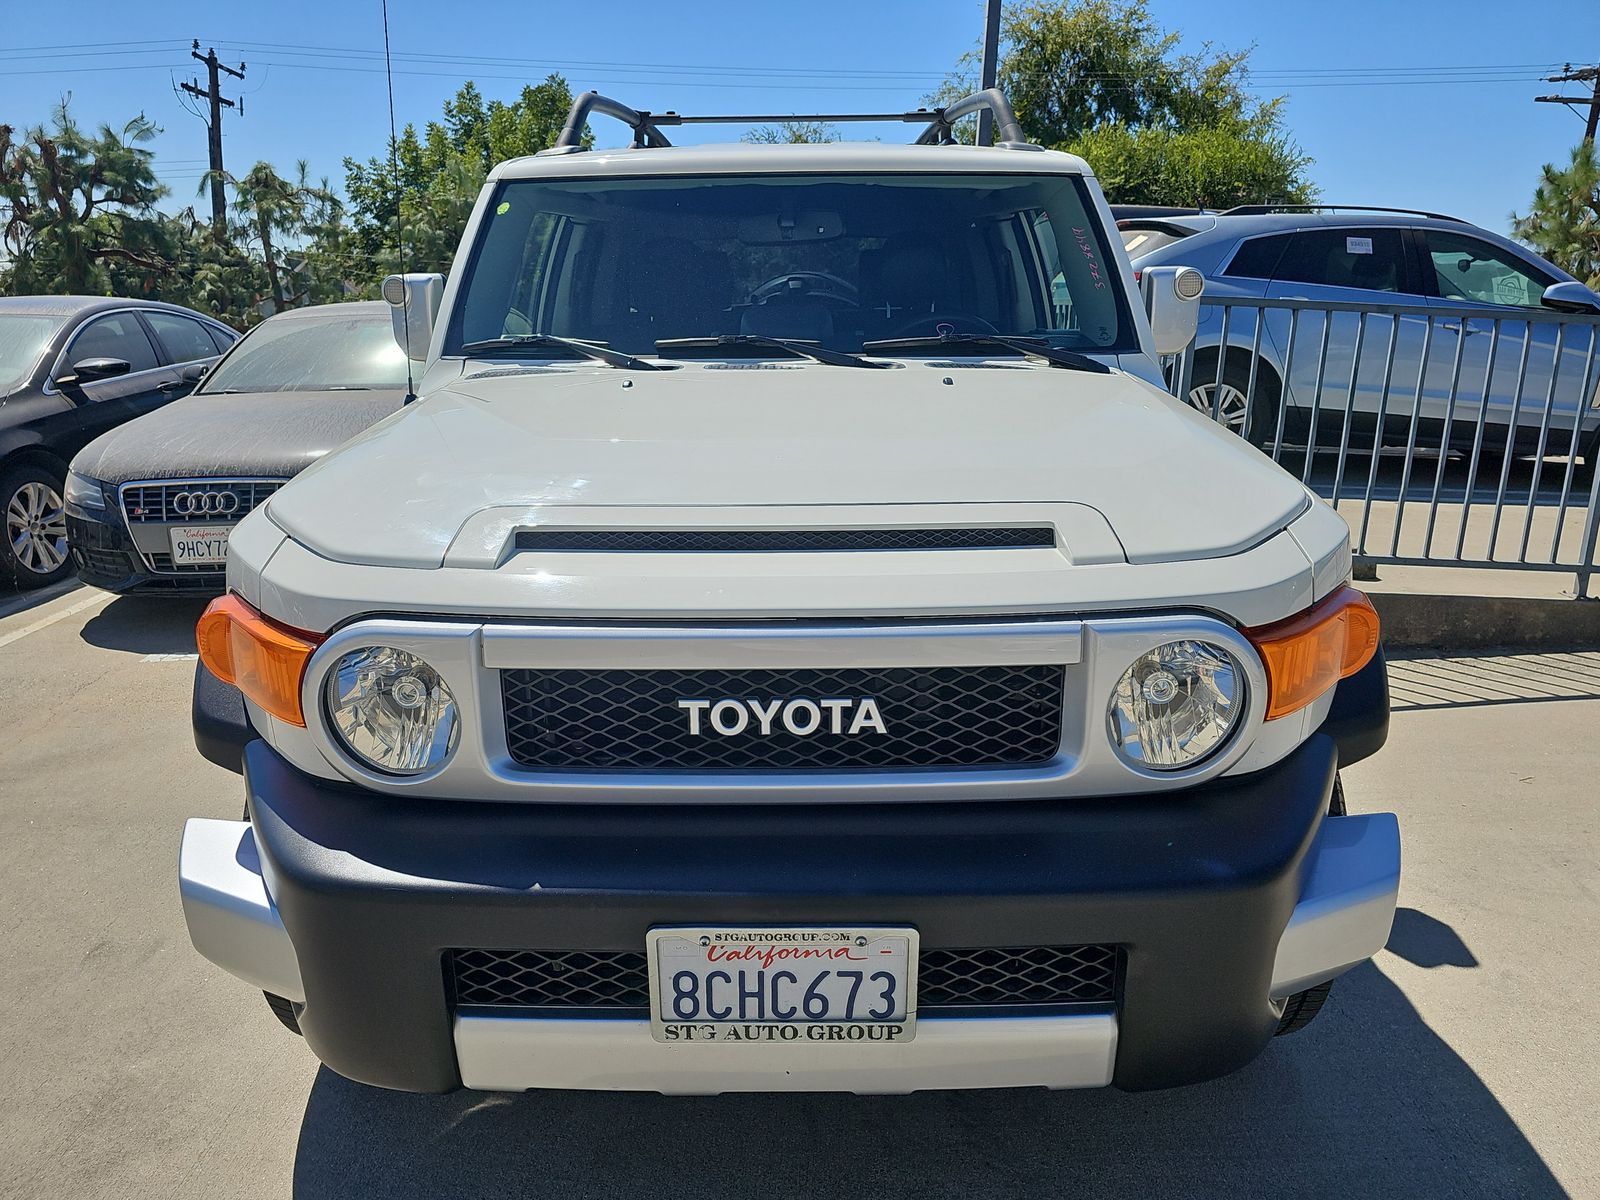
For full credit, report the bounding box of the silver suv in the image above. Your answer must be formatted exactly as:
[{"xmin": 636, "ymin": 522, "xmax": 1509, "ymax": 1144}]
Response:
[{"xmin": 1122, "ymin": 206, "xmax": 1600, "ymax": 461}]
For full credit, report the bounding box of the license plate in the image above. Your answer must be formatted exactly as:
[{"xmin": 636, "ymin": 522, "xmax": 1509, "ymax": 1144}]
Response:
[
  {"xmin": 647, "ymin": 926, "xmax": 918, "ymax": 1044},
  {"xmin": 167, "ymin": 525, "xmax": 233, "ymax": 566}
]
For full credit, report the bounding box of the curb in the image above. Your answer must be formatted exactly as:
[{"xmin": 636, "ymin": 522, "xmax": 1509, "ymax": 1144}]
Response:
[{"xmin": 1370, "ymin": 591, "xmax": 1600, "ymax": 651}]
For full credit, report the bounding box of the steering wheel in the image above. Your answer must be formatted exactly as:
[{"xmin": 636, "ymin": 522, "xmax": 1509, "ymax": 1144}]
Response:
[
  {"xmin": 748, "ymin": 272, "xmax": 860, "ymax": 309},
  {"xmin": 886, "ymin": 312, "xmax": 1000, "ymax": 339}
]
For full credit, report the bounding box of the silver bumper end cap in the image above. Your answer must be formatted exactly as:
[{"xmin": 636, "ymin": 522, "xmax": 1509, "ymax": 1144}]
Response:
[
  {"xmin": 178, "ymin": 818, "xmax": 304, "ymax": 1003},
  {"xmin": 1271, "ymin": 811, "xmax": 1401, "ymax": 999},
  {"xmin": 454, "ymin": 1010, "xmax": 1118, "ymax": 1094}
]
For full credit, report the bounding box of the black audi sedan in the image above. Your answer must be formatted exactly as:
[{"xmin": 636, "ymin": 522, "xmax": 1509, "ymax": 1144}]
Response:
[
  {"xmin": 66, "ymin": 301, "xmax": 408, "ymax": 595},
  {"xmin": 0, "ymin": 296, "xmax": 237, "ymax": 590}
]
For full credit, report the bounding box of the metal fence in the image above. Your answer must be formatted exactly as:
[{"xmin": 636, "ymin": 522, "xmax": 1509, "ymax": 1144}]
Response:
[{"xmin": 1166, "ymin": 296, "xmax": 1600, "ymax": 598}]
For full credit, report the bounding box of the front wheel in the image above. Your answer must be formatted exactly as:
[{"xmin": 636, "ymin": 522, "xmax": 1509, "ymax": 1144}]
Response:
[
  {"xmin": 1185, "ymin": 357, "xmax": 1281, "ymax": 450},
  {"xmin": 1, "ymin": 461, "xmax": 72, "ymax": 590}
]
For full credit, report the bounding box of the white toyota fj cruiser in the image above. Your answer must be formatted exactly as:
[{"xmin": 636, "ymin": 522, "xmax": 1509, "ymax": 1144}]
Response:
[{"xmin": 180, "ymin": 90, "xmax": 1399, "ymax": 1094}]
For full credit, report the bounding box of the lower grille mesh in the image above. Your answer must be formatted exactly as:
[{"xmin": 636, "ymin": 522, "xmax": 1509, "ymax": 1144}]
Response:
[{"xmin": 449, "ymin": 945, "xmax": 1117, "ymax": 1011}]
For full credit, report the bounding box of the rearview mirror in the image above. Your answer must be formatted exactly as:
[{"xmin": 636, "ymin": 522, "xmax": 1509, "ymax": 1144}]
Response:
[
  {"xmin": 57, "ymin": 357, "xmax": 132, "ymax": 388},
  {"xmin": 382, "ymin": 273, "xmax": 446, "ymax": 361},
  {"xmin": 178, "ymin": 361, "xmax": 209, "ymax": 384},
  {"xmin": 1141, "ymin": 266, "xmax": 1206, "ymax": 356},
  {"xmin": 1540, "ymin": 280, "xmax": 1600, "ymax": 315}
]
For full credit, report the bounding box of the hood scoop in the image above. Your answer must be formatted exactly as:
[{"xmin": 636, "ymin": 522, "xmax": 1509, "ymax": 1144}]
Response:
[{"xmin": 513, "ymin": 527, "xmax": 1057, "ymax": 553}]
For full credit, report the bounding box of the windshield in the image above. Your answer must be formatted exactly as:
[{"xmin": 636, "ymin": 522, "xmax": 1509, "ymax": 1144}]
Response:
[
  {"xmin": 201, "ymin": 312, "xmax": 408, "ymax": 393},
  {"xmin": 0, "ymin": 315, "xmax": 62, "ymax": 394},
  {"xmin": 448, "ymin": 173, "xmax": 1135, "ymax": 356}
]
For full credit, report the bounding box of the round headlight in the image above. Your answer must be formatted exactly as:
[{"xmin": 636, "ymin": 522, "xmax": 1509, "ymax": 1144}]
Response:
[
  {"xmin": 1107, "ymin": 640, "xmax": 1243, "ymax": 770},
  {"xmin": 325, "ymin": 646, "xmax": 459, "ymax": 775}
]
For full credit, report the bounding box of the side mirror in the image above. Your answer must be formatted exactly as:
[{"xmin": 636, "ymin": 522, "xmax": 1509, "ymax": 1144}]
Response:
[
  {"xmin": 1141, "ymin": 266, "xmax": 1206, "ymax": 356},
  {"xmin": 1540, "ymin": 280, "xmax": 1600, "ymax": 315},
  {"xmin": 57, "ymin": 357, "xmax": 132, "ymax": 388},
  {"xmin": 382, "ymin": 273, "xmax": 445, "ymax": 361},
  {"xmin": 178, "ymin": 361, "xmax": 210, "ymax": 384}
]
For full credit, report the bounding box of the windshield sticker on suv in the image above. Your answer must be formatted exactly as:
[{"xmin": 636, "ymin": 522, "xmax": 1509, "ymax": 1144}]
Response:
[{"xmin": 1346, "ymin": 236, "xmax": 1374, "ymax": 255}]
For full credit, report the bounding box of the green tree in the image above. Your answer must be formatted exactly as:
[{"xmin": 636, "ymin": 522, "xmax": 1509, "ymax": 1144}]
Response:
[
  {"xmin": 1513, "ymin": 141, "xmax": 1600, "ymax": 289},
  {"xmin": 742, "ymin": 121, "xmax": 841, "ymax": 144},
  {"xmin": 930, "ymin": 0, "xmax": 1315, "ymax": 207},
  {"xmin": 0, "ymin": 101, "xmax": 170, "ymax": 294},
  {"xmin": 341, "ymin": 75, "xmax": 579, "ymax": 276},
  {"xmin": 205, "ymin": 160, "xmax": 342, "ymax": 310}
]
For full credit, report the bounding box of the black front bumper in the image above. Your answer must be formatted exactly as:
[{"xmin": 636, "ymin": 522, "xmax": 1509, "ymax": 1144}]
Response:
[
  {"xmin": 245, "ymin": 726, "xmax": 1342, "ymax": 1094},
  {"xmin": 66, "ymin": 509, "xmax": 225, "ymax": 595}
]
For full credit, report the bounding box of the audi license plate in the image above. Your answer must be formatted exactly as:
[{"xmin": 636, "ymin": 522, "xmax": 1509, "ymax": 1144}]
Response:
[
  {"xmin": 647, "ymin": 926, "xmax": 918, "ymax": 1044},
  {"xmin": 168, "ymin": 524, "xmax": 232, "ymax": 566}
]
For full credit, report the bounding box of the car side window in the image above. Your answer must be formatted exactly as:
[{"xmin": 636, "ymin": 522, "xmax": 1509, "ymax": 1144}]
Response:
[
  {"xmin": 1424, "ymin": 231, "xmax": 1552, "ymax": 308},
  {"xmin": 204, "ymin": 324, "xmax": 239, "ymax": 355},
  {"xmin": 145, "ymin": 312, "xmax": 223, "ymax": 364},
  {"xmin": 1271, "ymin": 228, "xmax": 1405, "ymax": 293},
  {"xmin": 64, "ymin": 312, "xmax": 160, "ymax": 375},
  {"xmin": 1222, "ymin": 233, "xmax": 1294, "ymax": 281}
]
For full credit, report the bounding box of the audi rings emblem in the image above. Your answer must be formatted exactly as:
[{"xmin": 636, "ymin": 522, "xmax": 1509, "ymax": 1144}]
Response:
[{"xmin": 171, "ymin": 490, "xmax": 240, "ymax": 517}]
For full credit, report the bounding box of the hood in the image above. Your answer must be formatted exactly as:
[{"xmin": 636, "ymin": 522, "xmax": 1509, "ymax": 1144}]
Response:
[
  {"xmin": 266, "ymin": 361, "xmax": 1309, "ymax": 569},
  {"xmin": 72, "ymin": 388, "xmax": 407, "ymax": 484}
]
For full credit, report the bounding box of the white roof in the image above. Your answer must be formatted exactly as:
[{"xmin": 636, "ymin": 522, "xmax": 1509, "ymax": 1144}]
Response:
[{"xmin": 493, "ymin": 140, "xmax": 1093, "ymax": 181}]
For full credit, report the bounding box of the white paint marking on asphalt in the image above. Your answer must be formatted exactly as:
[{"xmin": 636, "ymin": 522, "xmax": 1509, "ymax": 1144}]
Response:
[
  {"xmin": 0, "ymin": 579, "xmax": 82, "ymax": 621},
  {"xmin": 0, "ymin": 591, "xmax": 114, "ymax": 651},
  {"xmin": 142, "ymin": 653, "xmax": 199, "ymax": 662}
]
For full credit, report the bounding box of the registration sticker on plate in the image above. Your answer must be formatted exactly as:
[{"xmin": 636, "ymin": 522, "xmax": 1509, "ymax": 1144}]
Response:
[
  {"xmin": 167, "ymin": 524, "xmax": 233, "ymax": 566},
  {"xmin": 646, "ymin": 926, "xmax": 918, "ymax": 1044}
]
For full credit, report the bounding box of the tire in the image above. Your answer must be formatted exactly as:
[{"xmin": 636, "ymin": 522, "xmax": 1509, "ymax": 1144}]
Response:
[
  {"xmin": 1275, "ymin": 980, "xmax": 1332, "ymax": 1036},
  {"xmin": 0, "ymin": 460, "xmax": 73, "ymax": 590},
  {"xmin": 1186, "ymin": 354, "xmax": 1282, "ymax": 449},
  {"xmin": 264, "ymin": 991, "xmax": 303, "ymax": 1036}
]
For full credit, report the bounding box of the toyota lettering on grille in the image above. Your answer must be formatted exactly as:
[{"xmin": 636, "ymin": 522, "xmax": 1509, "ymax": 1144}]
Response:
[
  {"xmin": 677, "ymin": 698, "xmax": 887, "ymax": 737},
  {"xmin": 171, "ymin": 490, "xmax": 241, "ymax": 517}
]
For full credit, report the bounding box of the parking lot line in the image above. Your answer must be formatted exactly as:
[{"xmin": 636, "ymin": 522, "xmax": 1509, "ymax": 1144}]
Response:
[{"xmin": 0, "ymin": 589, "xmax": 113, "ymax": 650}]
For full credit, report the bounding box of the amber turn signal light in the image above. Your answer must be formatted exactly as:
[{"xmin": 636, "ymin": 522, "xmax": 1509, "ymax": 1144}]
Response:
[
  {"xmin": 1246, "ymin": 586, "xmax": 1380, "ymax": 721},
  {"xmin": 196, "ymin": 594, "xmax": 325, "ymax": 727}
]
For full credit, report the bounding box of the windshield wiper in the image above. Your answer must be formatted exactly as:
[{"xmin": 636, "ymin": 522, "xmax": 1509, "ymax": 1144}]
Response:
[
  {"xmin": 460, "ymin": 334, "xmax": 668, "ymax": 371},
  {"xmin": 656, "ymin": 334, "xmax": 889, "ymax": 369},
  {"xmin": 861, "ymin": 331, "xmax": 1111, "ymax": 374}
]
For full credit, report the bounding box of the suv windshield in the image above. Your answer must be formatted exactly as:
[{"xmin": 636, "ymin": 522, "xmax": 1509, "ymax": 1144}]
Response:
[
  {"xmin": 201, "ymin": 312, "xmax": 408, "ymax": 393},
  {"xmin": 449, "ymin": 173, "xmax": 1134, "ymax": 356}
]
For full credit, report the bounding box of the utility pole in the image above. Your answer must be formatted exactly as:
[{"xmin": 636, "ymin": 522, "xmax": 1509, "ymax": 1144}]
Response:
[
  {"xmin": 1535, "ymin": 63, "xmax": 1600, "ymax": 144},
  {"xmin": 180, "ymin": 41, "xmax": 246, "ymax": 235},
  {"xmin": 976, "ymin": 0, "xmax": 1003, "ymax": 145}
]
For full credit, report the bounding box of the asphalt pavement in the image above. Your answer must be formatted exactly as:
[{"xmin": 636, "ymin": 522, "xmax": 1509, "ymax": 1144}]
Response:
[{"xmin": 0, "ymin": 583, "xmax": 1595, "ymax": 1199}]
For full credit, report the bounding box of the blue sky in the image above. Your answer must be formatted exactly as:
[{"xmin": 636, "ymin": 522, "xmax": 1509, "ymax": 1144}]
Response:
[{"xmin": 3, "ymin": 0, "xmax": 1597, "ymax": 237}]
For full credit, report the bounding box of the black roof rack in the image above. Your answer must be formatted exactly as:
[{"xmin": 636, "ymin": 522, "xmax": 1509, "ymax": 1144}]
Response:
[
  {"xmin": 1221, "ymin": 203, "xmax": 1467, "ymax": 223},
  {"xmin": 544, "ymin": 88, "xmax": 1032, "ymax": 153}
]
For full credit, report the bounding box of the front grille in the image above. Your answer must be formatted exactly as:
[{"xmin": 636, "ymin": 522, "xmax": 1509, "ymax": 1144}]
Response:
[
  {"xmin": 500, "ymin": 664, "xmax": 1066, "ymax": 771},
  {"xmin": 513, "ymin": 528, "xmax": 1056, "ymax": 553},
  {"xmin": 145, "ymin": 552, "xmax": 225, "ymax": 575},
  {"xmin": 453, "ymin": 949, "xmax": 651, "ymax": 1010},
  {"xmin": 449, "ymin": 945, "xmax": 1118, "ymax": 1011},
  {"xmin": 120, "ymin": 479, "xmax": 284, "ymax": 523},
  {"xmin": 75, "ymin": 546, "xmax": 132, "ymax": 577}
]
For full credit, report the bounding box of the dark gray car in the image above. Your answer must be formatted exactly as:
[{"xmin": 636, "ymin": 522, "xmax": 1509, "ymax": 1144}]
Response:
[
  {"xmin": 0, "ymin": 296, "xmax": 238, "ymax": 590},
  {"xmin": 66, "ymin": 301, "xmax": 407, "ymax": 594}
]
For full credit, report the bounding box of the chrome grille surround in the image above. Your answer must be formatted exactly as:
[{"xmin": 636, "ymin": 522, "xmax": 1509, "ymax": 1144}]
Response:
[{"xmin": 292, "ymin": 613, "xmax": 1271, "ymax": 804}]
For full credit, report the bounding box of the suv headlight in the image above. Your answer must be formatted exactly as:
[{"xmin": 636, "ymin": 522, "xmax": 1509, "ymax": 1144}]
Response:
[
  {"xmin": 325, "ymin": 646, "xmax": 459, "ymax": 774},
  {"xmin": 1107, "ymin": 640, "xmax": 1243, "ymax": 770},
  {"xmin": 64, "ymin": 468, "xmax": 106, "ymax": 512}
]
